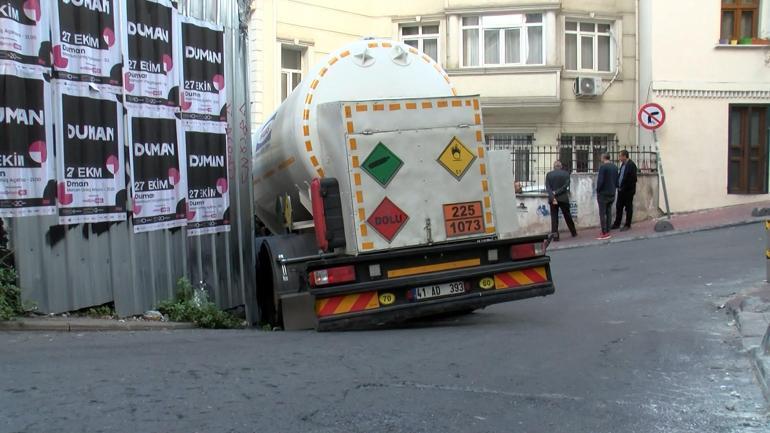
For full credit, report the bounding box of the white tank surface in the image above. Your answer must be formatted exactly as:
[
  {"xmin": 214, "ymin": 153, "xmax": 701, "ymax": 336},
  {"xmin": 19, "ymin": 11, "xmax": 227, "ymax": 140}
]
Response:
[{"xmin": 252, "ymin": 38, "xmax": 457, "ymax": 233}]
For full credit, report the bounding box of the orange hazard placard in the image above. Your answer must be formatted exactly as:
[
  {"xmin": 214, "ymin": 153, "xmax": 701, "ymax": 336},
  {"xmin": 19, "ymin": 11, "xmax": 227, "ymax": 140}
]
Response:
[{"xmin": 443, "ymin": 201, "xmax": 484, "ymax": 237}]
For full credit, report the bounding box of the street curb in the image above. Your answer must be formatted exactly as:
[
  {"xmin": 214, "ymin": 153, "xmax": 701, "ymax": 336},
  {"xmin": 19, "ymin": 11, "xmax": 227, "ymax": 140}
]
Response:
[
  {"xmin": 749, "ymin": 351, "xmax": 770, "ymax": 405},
  {"xmin": 549, "ymin": 218, "xmax": 762, "ymax": 251},
  {"xmin": 726, "ymin": 294, "xmax": 770, "ymax": 405},
  {"xmin": 0, "ymin": 317, "xmax": 196, "ymax": 332}
]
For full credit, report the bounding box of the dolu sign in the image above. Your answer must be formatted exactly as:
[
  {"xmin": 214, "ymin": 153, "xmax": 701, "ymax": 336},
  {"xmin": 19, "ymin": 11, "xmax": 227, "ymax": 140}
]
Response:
[{"xmin": 638, "ymin": 103, "xmax": 666, "ymax": 130}]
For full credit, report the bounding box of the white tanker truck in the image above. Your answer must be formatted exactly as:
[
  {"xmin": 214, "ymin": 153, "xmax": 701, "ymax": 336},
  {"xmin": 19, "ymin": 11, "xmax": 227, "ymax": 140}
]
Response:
[{"xmin": 252, "ymin": 38, "xmax": 554, "ymax": 330}]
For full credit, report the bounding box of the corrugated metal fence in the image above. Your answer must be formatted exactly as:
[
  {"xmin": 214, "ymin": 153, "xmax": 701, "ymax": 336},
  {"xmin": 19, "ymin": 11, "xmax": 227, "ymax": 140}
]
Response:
[{"xmin": 9, "ymin": 0, "xmax": 257, "ymax": 321}]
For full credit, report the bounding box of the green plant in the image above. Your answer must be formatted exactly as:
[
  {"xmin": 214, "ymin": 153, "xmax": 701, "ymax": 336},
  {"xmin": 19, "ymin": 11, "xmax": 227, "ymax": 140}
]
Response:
[
  {"xmin": 173, "ymin": 276, "xmax": 194, "ymax": 302},
  {"xmin": 85, "ymin": 304, "xmax": 115, "ymax": 318},
  {"xmin": 157, "ymin": 277, "xmax": 244, "ymax": 329},
  {"xmin": 0, "ymin": 266, "xmax": 22, "ymax": 321}
]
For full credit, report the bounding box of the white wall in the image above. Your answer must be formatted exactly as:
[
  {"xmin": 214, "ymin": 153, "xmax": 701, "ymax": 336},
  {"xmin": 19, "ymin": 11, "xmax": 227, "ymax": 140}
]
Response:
[
  {"xmin": 515, "ymin": 173, "xmax": 659, "ymax": 235},
  {"xmin": 640, "ymin": 0, "xmax": 770, "ymax": 213},
  {"xmin": 650, "ymin": 1, "xmax": 769, "ymax": 84}
]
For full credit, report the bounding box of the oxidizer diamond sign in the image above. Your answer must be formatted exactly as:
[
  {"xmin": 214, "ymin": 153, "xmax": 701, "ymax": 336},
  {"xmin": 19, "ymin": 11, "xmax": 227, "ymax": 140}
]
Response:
[
  {"xmin": 180, "ymin": 16, "xmax": 225, "ymax": 121},
  {"xmin": 437, "ymin": 136, "xmax": 476, "ymax": 181},
  {"xmin": 367, "ymin": 197, "xmax": 408, "ymax": 242},
  {"xmin": 128, "ymin": 110, "xmax": 187, "ymax": 233},
  {"xmin": 0, "ymin": 72, "xmax": 56, "ymax": 217},
  {"xmin": 122, "ymin": 0, "xmax": 178, "ymax": 107},
  {"xmin": 184, "ymin": 120, "xmax": 229, "ymax": 236},
  {"xmin": 361, "ymin": 142, "xmax": 403, "ymax": 187},
  {"xmin": 52, "ymin": 0, "xmax": 122, "ymax": 88},
  {"xmin": 0, "ymin": 0, "xmax": 51, "ymax": 71},
  {"xmin": 55, "ymin": 84, "xmax": 126, "ymax": 224}
]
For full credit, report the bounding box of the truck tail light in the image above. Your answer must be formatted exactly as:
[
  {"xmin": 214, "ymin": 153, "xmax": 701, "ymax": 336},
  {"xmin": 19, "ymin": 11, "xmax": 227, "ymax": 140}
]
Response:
[
  {"xmin": 510, "ymin": 242, "xmax": 545, "ymax": 260},
  {"xmin": 309, "ymin": 265, "xmax": 356, "ymax": 287}
]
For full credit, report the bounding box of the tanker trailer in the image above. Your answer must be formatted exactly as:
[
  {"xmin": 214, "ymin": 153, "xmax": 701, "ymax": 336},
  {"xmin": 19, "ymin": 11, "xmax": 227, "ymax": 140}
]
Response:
[{"xmin": 253, "ymin": 38, "xmax": 554, "ymax": 330}]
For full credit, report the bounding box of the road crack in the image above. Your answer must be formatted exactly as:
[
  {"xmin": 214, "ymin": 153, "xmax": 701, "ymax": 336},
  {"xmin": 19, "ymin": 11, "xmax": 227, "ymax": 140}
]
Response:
[{"xmin": 356, "ymin": 381, "xmax": 584, "ymax": 402}]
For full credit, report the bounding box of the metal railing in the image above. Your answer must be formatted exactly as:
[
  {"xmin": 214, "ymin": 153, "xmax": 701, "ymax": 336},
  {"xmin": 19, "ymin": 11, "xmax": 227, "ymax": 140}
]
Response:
[{"xmin": 504, "ymin": 143, "xmax": 658, "ymax": 195}]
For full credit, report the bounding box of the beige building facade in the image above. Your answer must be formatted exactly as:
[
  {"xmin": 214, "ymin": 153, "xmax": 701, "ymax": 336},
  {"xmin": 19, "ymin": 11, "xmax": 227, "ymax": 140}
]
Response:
[
  {"xmin": 639, "ymin": 1, "xmax": 770, "ymax": 213},
  {"xmin": 249, "ymin": 0, "xmax": 641, "ymax": 195}
]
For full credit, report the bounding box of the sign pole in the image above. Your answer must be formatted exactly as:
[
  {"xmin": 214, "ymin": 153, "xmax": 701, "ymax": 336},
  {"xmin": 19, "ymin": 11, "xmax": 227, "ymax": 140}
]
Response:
[
  {"xmin": 653, "ymin": 130, "xmax": 671, "ymax": 219},
  {"xmin": 638, "ymin": 102, "xmax": 674, "ymax": 232}
]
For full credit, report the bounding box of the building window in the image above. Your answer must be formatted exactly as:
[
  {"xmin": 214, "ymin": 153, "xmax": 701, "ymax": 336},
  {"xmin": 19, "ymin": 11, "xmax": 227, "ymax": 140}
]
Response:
[
  {"xmin": 728, "ymin": 105, "xmax": 768, "ymax": 194},
  {"xmin": 485, "ymin": 133, "xmax": 534, "ymax": 183},
  {"xmin": 721, "ymin": 0, "xmax": 760, "ymax": 41},
  {"xmin": 565, "ymin": 21, "xmax": 612, "ymax": 72},
  {"xmin": 461, "ymin": 13, "xmax": 544, "ymax": 67},
  {"xmin": 400, "ymin": 23, "xmax": 439, "ymax": 62},
  {"xmin": 280, "ymin": 46, "xmax": 302, "ymax": 102},
  {"xmin": 558, "ymin": 134, "xmax": 617, "ymax": 173}
]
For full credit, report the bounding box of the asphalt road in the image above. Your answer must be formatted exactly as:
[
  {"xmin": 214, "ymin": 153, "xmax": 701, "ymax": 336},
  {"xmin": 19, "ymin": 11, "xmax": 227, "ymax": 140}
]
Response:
[{"xmin": 2, "ymin": 224, "xmax": 769, "ymax": 433}]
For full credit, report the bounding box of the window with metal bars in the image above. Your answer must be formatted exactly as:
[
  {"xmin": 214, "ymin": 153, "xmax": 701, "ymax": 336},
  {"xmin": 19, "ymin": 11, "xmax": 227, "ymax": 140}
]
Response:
[
  {"xmin": 485, "ymin": 133, "xmax": 534, "ymax": 182},
  {"xmin": 557, "ymin": 135, "xmax": 617, "ymax": 173}
]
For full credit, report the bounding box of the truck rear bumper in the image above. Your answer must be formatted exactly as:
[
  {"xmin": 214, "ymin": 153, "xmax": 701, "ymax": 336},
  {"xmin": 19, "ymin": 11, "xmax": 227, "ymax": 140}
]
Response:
[{"xmin": 316, "ymin": 282, "xmax": 553, "ymax": 331}]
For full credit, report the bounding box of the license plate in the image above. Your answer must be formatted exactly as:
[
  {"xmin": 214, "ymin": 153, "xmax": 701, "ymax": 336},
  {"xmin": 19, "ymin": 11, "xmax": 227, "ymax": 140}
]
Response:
[
  {"xmin": 443, "ymin": 201, "xmax": 485, "ymax": 237},
  {"xmin": 413, "ymin": 281, "xmax": 465, "ymax": 300}
]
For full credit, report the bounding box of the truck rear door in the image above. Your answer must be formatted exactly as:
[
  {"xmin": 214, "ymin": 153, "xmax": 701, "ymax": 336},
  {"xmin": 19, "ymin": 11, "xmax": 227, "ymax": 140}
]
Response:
[{"xmin": 342, "ymin": 96, "xmax": 496, "ymax": 253}]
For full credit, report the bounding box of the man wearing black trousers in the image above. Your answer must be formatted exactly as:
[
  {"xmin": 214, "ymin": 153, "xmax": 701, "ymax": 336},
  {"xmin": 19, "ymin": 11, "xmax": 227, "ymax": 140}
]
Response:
[
  {"xmin": 545, "ymin": 161, "xmax": 577, "ymax": 241},
  {"xmin": 596, "ymin": 153, "xmax": 617, "ymax": 240},
  {"xmin": 612, "ymin": 149, "xmax": 638, "ymax": 231}
]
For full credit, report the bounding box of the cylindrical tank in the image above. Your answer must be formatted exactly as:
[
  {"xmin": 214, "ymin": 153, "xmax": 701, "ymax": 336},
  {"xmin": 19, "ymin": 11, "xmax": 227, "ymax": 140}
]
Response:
[{"xmin": 252, "ymin": 38, "xmax": 456, "ymax": 234}]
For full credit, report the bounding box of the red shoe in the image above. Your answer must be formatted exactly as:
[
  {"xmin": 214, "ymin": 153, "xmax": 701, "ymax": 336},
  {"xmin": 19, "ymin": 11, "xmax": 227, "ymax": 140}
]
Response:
[{"xmin": 596, "ymin": 232, "xmax": 612, "ymax": 240}]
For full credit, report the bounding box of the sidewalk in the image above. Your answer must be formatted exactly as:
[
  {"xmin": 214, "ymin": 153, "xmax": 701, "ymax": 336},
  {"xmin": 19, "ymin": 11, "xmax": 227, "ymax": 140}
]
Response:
[
  {"xmin": 549, "ymin": 200, "xmax": 769, "ymax": 250},
  {"xmin": 0, "ymin": 316, "xmax": 196, "ymax": 332}
]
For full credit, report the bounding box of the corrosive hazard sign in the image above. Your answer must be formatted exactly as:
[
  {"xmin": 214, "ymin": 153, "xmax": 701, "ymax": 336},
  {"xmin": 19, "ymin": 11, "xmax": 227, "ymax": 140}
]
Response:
[{"xmin": 638, "ymin": 103, "xmax": 666, "ymax": 130}]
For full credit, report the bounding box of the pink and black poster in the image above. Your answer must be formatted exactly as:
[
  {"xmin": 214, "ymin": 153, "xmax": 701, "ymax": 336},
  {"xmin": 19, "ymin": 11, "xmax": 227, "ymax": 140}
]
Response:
[
  {"xmin": 0, "ymin": 0, "xmax": 50, "ymax": 72},
  {"xmin": 122, "ymin": 0, "xmax": 179, "ymax": 107},
  {"xmin": 128, "ymin": 108, "xmax": 187, "ymax": 233},
  {"xmin": 184, "ymin": 121, "xmax": 229, "ymax": 236},
  {"xmin": 51, "ymin": 0, "xmax": 122, "ymax": 89},
  {"xmin": 180, "ymin": 16, "xmax": 226, "ymax": 122},
  {"xmin": 55, "ymin": 83, "xmax": 126, "ymax": 224},
  {"xmin": 0, "ymin": 69, "xmax": 55, "ymax": 217}
]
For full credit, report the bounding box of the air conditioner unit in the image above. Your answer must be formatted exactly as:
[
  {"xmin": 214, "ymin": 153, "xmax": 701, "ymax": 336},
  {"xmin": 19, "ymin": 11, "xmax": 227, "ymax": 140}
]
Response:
[{"xmin": 575, "ymin": 76, "xmax": 603, "ymax": 97}]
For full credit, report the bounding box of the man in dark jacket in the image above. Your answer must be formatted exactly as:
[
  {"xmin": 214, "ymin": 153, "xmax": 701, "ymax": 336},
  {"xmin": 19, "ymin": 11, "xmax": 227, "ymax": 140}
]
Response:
[
  {"xmin": 596, "ymin": 153, "xmax": 617, "ymax": 240},
  {"xmin": 545, "ymin": 161, "xmax": 577, "ymax": 241},
  {"xmin": 611, "ymin": 149, "xmax": 638, "ymax": 231}
]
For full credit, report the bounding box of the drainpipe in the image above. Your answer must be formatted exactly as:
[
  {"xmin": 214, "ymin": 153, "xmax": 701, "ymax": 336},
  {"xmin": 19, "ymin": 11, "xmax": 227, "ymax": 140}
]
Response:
[{"xmin": 635, "ymin": 0, "xmax": 640, "ymax": 147}]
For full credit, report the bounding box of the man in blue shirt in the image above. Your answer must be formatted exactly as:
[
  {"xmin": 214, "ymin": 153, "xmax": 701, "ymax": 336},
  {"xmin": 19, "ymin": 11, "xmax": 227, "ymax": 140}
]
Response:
[{"xmin": 596, "ymin": 153, "xmax": 618, "ymax": 240}]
